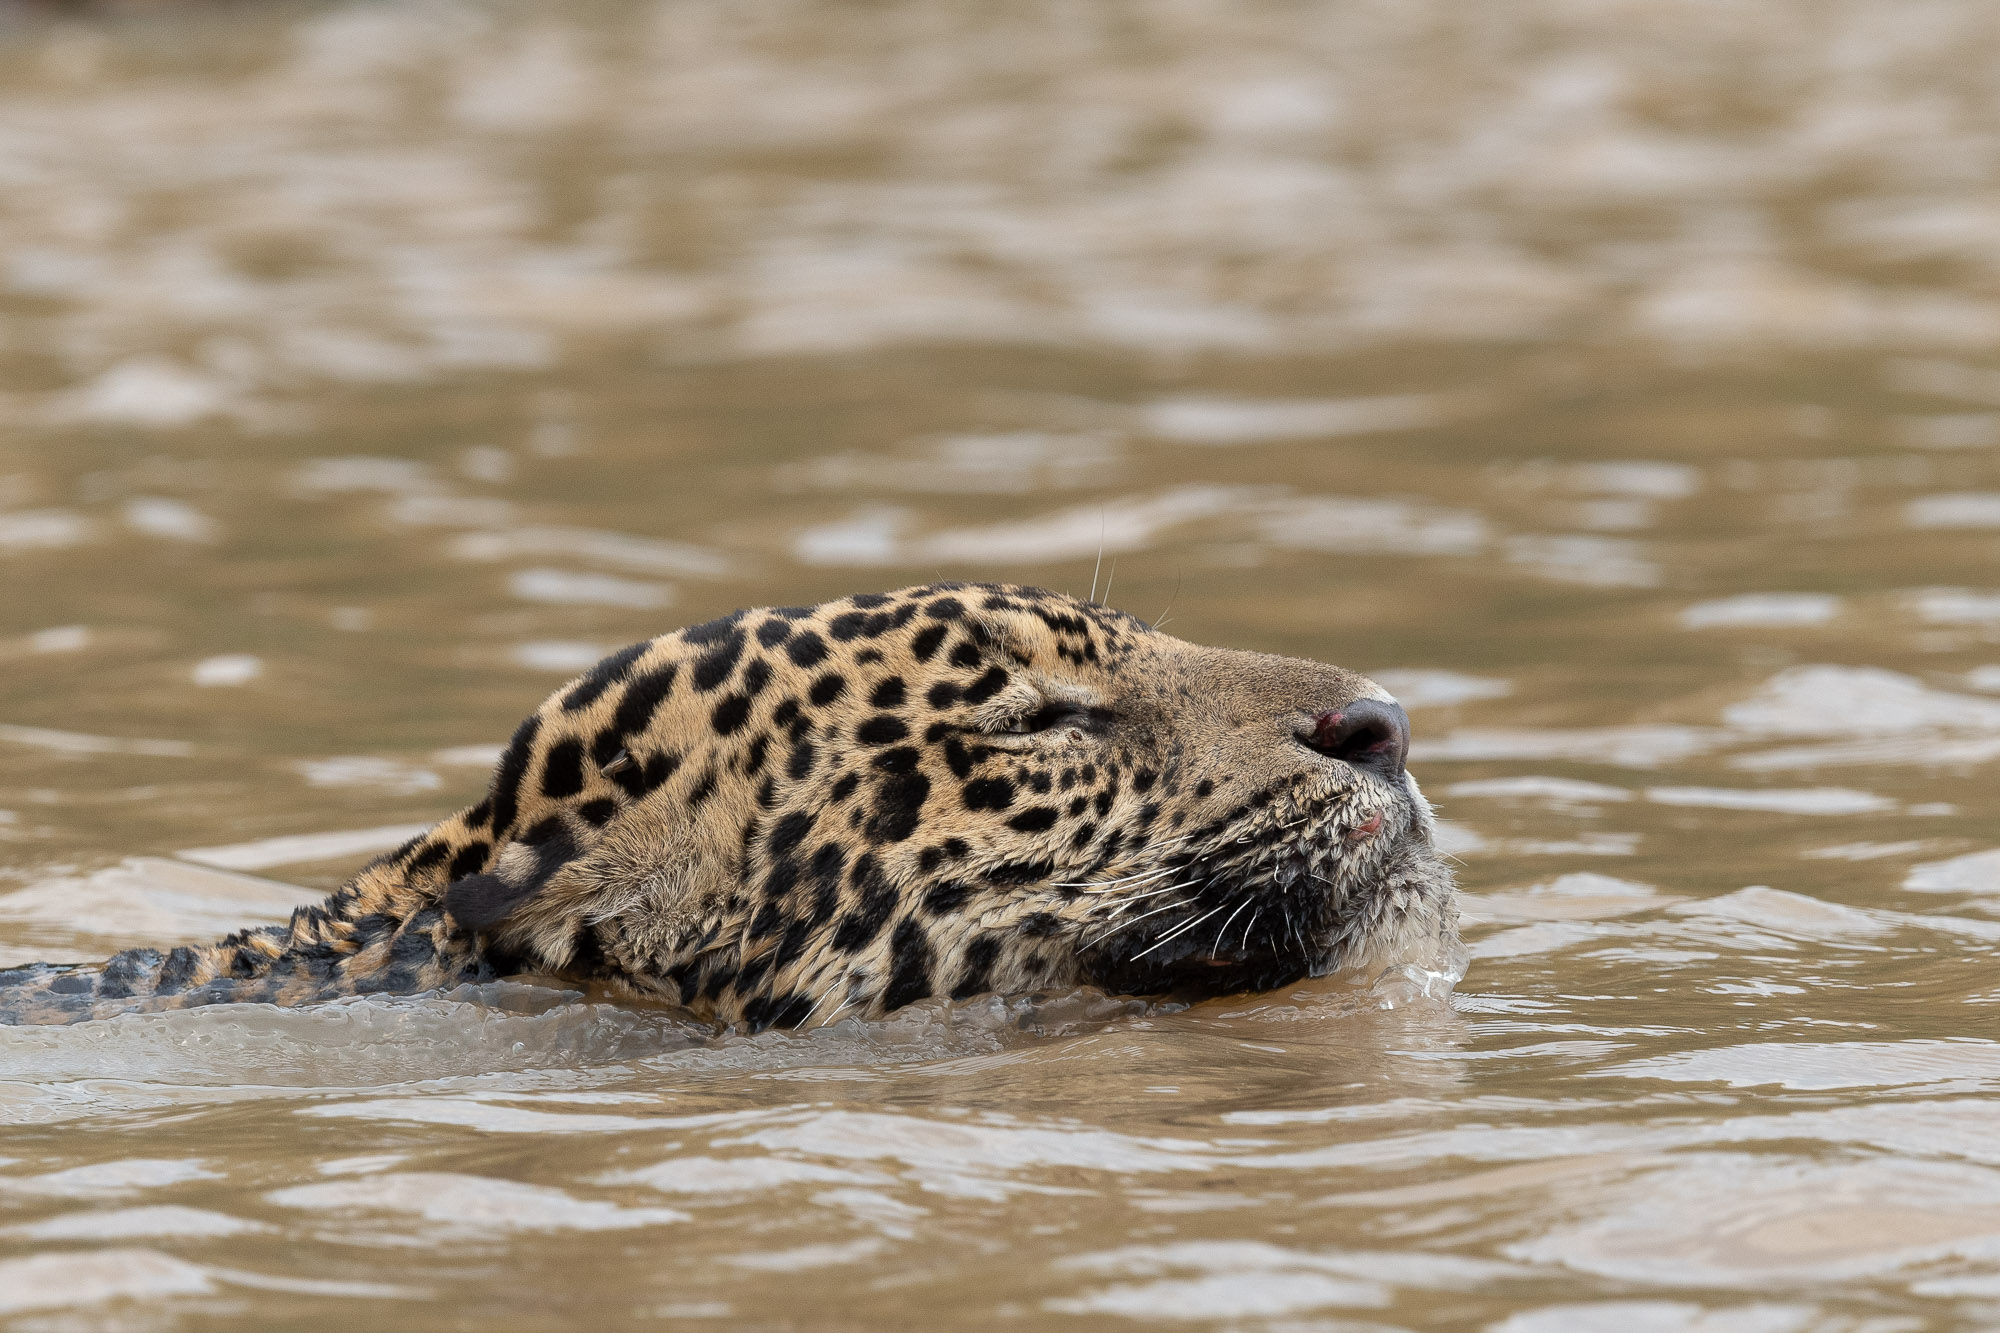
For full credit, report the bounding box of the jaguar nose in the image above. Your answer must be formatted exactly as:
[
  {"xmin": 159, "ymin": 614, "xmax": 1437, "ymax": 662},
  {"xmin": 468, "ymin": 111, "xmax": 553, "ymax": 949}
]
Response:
[{"xmin": 1301, "ymin": 698, "xmax": 1409, "ymax": 777}]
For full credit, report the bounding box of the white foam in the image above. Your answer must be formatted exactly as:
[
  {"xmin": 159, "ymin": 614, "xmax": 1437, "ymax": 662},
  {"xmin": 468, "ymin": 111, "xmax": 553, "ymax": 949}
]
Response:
[
  {"xmin": 294, "ymin": 756, "xmax": 441, "ymax": 794},
  {"xmin": 267, "ymin": 1172, "xmax": 687, "ymax": 1233},
  {"xmin": 1669, "ymin": 886, "xmax": 1890, "ymax": 942},
  {"xmin": 1598, "ymin": 1040, "xmax": 2000, "ymax": 1091},
  {"xmin": 383, "ymin": 493, "xmax": 516, "ymax": 528},
  {"xmin": 920, "ymin": 485, "xmax": 1278, "ymax": 565},
  {"xmin": 511, "ymin": 640, "xmax": 611, "ymax": 672},
  {"xmin": 0, "ymin": 509, "xmax": 94, "ymax": 552},
  {"xmin": 1507, "ymin": 1156, "xmax": 2000, "ymax": 1286},
  {"xmin": 28, "ymin": 625, "xmax": 88, "ymax": 653},
  {"xmin": 1503, "ymin": 534, "xmax": 1660, "ymax": 588},
  {"xmin": 600, "ymin": 1156, "xmax": 886, "ymax": 1194},
  {"xmin": 1679, "ymin": 593, "xmax": 1840, "ymax": 629},
  {"xmin": 0, "ymin": 1250, "xmax": 216, "ymax": 1315},
  {"xmin": 1908, "ymin": 492, "xmax": 2000, "ymax": 528},
  {"xmin": 453, "ymin": 527, "xmax": 730, "ymax": 577},
  {"xmin": 1369, "ymin": 670, "xmax": 1512, "ymax": 709},
  {"xmin": 1138, "ymin": 393, "xmax": 1454, "ymax": 444},
  {"xmin": 0, "ymin": 1159, "xmax": 221, "ymax": 1198},
  {"xmin": 191, "ymin": 654, "xmax": 263, "ymax": 687},
  {"xmin": 123, "ymin": 496, "xmax": 218, "ymax": 543},
  {"xmin": 1633, "ymin": 258, "xmax": 2000, "ymax": 350},
  {"xmin": 1469, "ymin": 873, "xmax": 1666, "ymax": 924},
  {"xmin": 1049, "ymin": 1240, "xmax": 1512, "ymax": 1318},
  {"xmin": 430, "ymin": 743, "xmax": 504, "ymax": 768},
  {"xmin": 1801, "ymin": 841, "xmax": 1934, "ymax": 862},
  {"xmin": 179, "ymin": 824, "xmax": 430, "ymax": 870},
  {"xmin": 799, "ymin": 487, "xmax": 1280, "ymax": 568},
  {"xmin": 1412, "ymin": 726, "xmax": 1719, "ymax": 768},
  {"xmin": 0, "ymin": 857, "xmax": 322, "ymax": 942},
  {"xmin": 1725, "ymin": 665, "xmax": 2000, "ymax": 737},
  {"xmin": 1445, "ymin": 777, "xmax": 1631, "ymax": 805},
  {"xmin": 720, "ymin": 1110, "xmax": 1216, "ymax": 1200},
  {"xmin": 1258, "ymin": 496, "xmax": 1489, "ymax": 556},
  {"xmin": 1908, "ymin": 587, "xmax": 2000, "ymax": 623},
  {"xmin": 48, "ymin": 358, "xmax": 232, "ymax": 428},
  {"xmin": 1508, "ymin": 460, "xmax": 1702, "ymax": 499},
  {"xmin": 4, "ymin": 1205, "xmax": 266, "ymax": 1241},
  {"xmin": 1644, "ymin": 786, "xmax": 1894, "ymax": 815},
  {"xmin": 507, "ymin": 567, "xmax": 674, "ymax": 609},
  {"xmin": 1732, "ymin": 734, "xmax": 2000, "ymax": 770},
  {"xmin": 1049, "ymin": 1269, "xmax": 1387, "ymax": 1319},
  {"xmin": 290, "ymin": 456, "xmax": 433, "ymax": 496},
  {"xmin": 792, "ymin": 433, "xmax": 1122, "ymax": 495},
  {"xmin": 0, "ymin": 723, "xmax": 191, "ymax": 758},
  {"xmin": 1492, "ymin": 1301, "xmax": 1817, "ymax": 1333},
  {"xmin": 1904, "ymin": 849, "xmax": 2000, "ymax": 895},
  {"xmin": 300, "ymin": 1098, "xmax": 673, "ymax": 1134},
  {"xmin": 792, "ymin": 506, "xmax": 909, "ymax": 567}
]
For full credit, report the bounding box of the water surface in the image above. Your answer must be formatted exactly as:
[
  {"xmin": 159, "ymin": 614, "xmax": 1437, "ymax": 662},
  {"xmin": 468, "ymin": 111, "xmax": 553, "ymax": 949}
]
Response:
[{"xmin": 3, "ymin": 0, "xmax": 2000, "ymax": 1327}]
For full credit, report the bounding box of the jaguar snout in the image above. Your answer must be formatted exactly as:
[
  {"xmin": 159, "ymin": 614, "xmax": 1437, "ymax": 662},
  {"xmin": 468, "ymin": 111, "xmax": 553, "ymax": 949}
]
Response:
[{"xmin": 1299, "ymin": 698, "xmax": 1409, "ymax": 778}]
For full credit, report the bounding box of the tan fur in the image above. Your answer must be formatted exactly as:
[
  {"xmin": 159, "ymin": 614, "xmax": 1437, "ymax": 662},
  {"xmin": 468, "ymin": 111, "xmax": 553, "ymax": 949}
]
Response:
[{"xmin": 0, "ymin": 584, "xmax": 1459, "ymax": 1028}]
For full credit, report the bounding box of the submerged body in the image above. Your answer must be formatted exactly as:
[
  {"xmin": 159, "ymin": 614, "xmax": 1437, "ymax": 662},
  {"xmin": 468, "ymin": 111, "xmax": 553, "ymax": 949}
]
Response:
[{"xmin": 0, "ymin": 584, "xmax": 1459, "ymax": 1027}]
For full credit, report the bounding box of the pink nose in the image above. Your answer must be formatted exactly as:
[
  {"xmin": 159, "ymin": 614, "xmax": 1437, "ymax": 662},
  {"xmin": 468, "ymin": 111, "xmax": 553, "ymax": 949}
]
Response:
[{"xmin": 1302, "ymin": 699, "xmax": 1409, "ymax": 776}]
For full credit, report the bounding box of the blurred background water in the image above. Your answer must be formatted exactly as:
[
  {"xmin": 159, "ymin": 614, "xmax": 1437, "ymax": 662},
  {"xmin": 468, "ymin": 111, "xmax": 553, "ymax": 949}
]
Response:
[{"xmin": 2, "ymin": 0, "xmax": 2000, "ymax": 1328}]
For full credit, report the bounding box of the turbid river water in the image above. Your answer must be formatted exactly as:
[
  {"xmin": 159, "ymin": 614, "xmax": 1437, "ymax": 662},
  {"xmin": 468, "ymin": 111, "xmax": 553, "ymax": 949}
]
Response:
[{"xmin": 2, "ymin": 0, "xmax": 2000, "ymax": 1327}]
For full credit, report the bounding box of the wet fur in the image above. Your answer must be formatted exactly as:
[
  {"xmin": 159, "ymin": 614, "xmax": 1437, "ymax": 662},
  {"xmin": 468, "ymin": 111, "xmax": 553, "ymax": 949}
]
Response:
[{"xmin": 0, "ymin": 584, "xmax": 1459, "ymax": 1027}]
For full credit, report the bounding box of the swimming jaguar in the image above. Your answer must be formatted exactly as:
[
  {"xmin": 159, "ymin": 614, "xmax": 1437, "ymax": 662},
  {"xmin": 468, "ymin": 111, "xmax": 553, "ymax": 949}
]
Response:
[{"xmin": 0, "ymin": 583, "xmax": 1461, "ymax": 1027}]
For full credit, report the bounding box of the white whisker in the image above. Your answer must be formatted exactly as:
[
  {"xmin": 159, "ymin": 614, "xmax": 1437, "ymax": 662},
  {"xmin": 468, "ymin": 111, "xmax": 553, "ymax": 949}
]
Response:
[
  {"xmin": 799, "ymin": 978, "xmax": 847, "ymax": 1028},
  {"xmin": 1080, "ymin": 896, "xmax": 1192, "ymax": 950},
  {"xmin": 1057, "ymin": 863, "xmax": 1177, "ymax": 891},
  {"xmin": 1237, "ymin": 907, "xmax": 1262, "ymax": 953},
  {"xmin": 1131, "ymin": 902, "xmax": 1231, "ymax": 960},
  {"xmin": 1212, "ymin": 896, "xmax": 1254, "ymax": 952},
  {"xmin": 1090, "ymin": 880, "xmax": 1200, "ymax": 914}
]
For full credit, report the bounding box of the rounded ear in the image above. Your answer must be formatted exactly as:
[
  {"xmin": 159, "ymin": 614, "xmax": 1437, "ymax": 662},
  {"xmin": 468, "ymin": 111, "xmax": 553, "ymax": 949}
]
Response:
[
  {"xmin": 452, "ymin": 789, "xmax": 737, "ymax": 975},
  {"xmin": 441, "ymin": 815, "xmax": 584, "ymax": 936},
  {"xmin": 443, "ymin": 873, "xmax": 539, "ymax": 934}
]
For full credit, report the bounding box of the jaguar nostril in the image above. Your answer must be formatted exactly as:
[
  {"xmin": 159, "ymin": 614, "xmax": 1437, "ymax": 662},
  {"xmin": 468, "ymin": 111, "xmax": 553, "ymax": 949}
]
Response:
[{"xmin": 1302, "ymin": 698, "xmax": 1409, "ymax": 775}]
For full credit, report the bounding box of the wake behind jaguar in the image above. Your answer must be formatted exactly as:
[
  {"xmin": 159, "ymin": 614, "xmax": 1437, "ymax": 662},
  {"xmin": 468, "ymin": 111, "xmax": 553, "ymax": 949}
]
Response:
[{"xmin": 0, "ymin": 584, "xmax": 1461, "ymax": 1027}]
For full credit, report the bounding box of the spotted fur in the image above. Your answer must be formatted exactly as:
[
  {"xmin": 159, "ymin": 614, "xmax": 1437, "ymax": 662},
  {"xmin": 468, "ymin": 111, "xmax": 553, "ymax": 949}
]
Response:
[{"xmin": 0, "ymin": 584, "xmax": 1459, "ymax": 1027}]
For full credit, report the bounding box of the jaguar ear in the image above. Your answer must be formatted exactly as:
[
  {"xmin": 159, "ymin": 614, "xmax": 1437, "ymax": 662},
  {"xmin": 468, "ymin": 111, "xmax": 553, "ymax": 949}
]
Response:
[
  {"xmin": 442, "ymin": 817, "xmax": 583, "ymax": 935},
  {"xmin": 483, "ymin": 791, "xmax": 738, "ymax": 973},
  {"xmin": 443, "ymin": 874, "xmax": 536, "ymax": 934}
]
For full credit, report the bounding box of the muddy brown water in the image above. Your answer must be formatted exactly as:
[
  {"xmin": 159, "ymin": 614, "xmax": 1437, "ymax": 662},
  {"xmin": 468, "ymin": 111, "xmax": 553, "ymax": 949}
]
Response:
[{"xmin": 3, "ymin": 0, "xmax": 2000, "ymax": 1328}]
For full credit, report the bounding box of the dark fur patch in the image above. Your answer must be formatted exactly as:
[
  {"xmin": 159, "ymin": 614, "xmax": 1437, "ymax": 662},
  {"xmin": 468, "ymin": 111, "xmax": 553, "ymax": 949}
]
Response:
[
  {"xmin": 612, "ymin": 663, "xmax": 680, "ymax": 745},
  {"xmin": 787, "ymin": 632, "xmax": 829, "ymax": 668},
  {"xmin": 445, "ymin": 873, "xmax": 541, "ymax": 934},
  {"xmin": 561, "ymin": 640, "xmax": 652, "ymax": 712},
  {"xmin": 950, "ymin": 937, "xmax": 1000, "ymax": 1000},
  {"xmin": 882, "ymin": 918, "xmax": 934, "ymax": 1011},
  {"xmin": 447, "ymin": 841, "xmax": 491, "ymax": 881},
  {"xmin": 691, "ymin": 631, "xmax": 747, "ymax": 692},
  {"xmin": 963, "ymin": 777, "xmax": 1015, "ymax": 811},
  {"xmin": 867, "ymin": 770, "xmax": 930, "ymax": 843},
  {"xmin": 489, "ymin": 712, "xmax": 543, "ymax": 836},
  {"xmin": 541, "ymin": 739, "xmax": 586, "ymax": 799},
  {"xmin": 961, "ymin": 667, "xmax": 1009, "ymax": 705},
  {"xmin": 712, "ymin": 693, "xmax": 753, "ymax": 736}
]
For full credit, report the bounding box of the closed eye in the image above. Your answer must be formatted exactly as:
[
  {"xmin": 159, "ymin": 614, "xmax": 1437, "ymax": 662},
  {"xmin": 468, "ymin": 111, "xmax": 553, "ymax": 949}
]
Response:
[{"xmin": 995, "ymin": 702, "xmax": 1104, "ymax": 736}]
